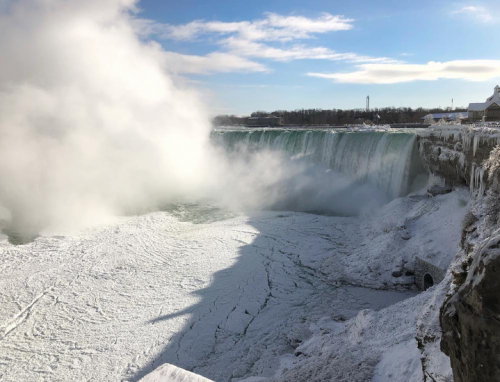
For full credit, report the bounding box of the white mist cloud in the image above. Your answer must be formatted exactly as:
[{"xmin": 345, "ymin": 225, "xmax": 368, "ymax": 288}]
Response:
[
  {"xmin": 208, "ymin": 145, "xmax": 388, "ymax": 217},
  {"xmin": 307, "ymin": 60, "xmax": 500, "ymax": 84},
  {"xmin": 0, "ymin": 0, "xmax": 215, "ymax": 232}
]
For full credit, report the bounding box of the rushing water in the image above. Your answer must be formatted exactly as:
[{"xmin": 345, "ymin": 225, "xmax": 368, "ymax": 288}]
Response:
[{"xmin": 212, "ymin": 128, "xmax": 428, "ymax": 200}]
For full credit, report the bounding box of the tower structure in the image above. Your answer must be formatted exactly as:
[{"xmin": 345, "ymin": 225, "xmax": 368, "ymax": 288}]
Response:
[{"xmin": 366, "ymin": 96, "xmax": 370, "ymax": 112}]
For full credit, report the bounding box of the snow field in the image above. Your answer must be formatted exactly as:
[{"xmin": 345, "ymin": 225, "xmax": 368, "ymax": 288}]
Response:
[{"xmin": 0, "ymin": 189, "xmax": 468, "ymax": 382}]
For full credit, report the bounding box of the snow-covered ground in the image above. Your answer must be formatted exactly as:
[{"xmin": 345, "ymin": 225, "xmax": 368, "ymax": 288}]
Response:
[{"xmin": 0, "ymin": 190, "xmax": 468, "ymax": 382}]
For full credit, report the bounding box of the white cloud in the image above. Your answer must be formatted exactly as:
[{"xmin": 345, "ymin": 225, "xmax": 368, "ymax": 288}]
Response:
[
  {"xmin": 307, "ymin": 60, "xmax": 500, "ymax": 84},
  {"xmin": 135, "ymin": 13, "xmax": 397, "ymax": 66},
  {"xmin": 222, "ymin": 37, "xmax": 399, "ymax": 64},
  {"xmin": 216, "ymin": 84, "xmax": 303, "ymax": 89},
  {"xmin": 160, "ymin": 51, "xmax": 269, "ymax": 74},
  {"xmin": 136, "ymin": 12, "xmax": 354, "ymax": 42},
  {"xmin": 134, "ymin": 12, "xmax": 399, "ymax": 73},
  {"xmin": 452, "ymin": 6, "xmax": 495, "ymax": 22}
]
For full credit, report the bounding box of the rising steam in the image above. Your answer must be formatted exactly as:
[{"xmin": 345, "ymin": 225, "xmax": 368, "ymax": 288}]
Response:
[{"xmin": 0, "ymin": 0, "xmax": 213, "ymax": 233}]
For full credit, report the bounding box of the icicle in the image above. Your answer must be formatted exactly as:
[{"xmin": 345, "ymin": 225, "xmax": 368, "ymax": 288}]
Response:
[
  {"xmin": 462, "ymin": 132, "xmax": 471, "ymax": 152},
  {"xmin": 419, "ymin": 141, "xmax": 425, "ymax": 156},
  {"xmin": 469, "ymin": 163, "xmax": 485, "ymax": 197},
  {"xmin": 470, "ymin": 163, "xmax": 476, "ymax": 194},
  {"xmin": 477, "ymin": 166, "xmax": 485, "ymax": 197},
  {"xmin": 458, "ymin": 152, "xmax": 466, "ymax": 169},
  {"xmin": 473, "ymin": 135, "xmax": 479, "ymax": 157}
]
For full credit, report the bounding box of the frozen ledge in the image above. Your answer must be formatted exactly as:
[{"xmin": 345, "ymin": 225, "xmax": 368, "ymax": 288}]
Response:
[{"xmin": 139, "ymin": 364, "xmax": 214, "ymax": 382}]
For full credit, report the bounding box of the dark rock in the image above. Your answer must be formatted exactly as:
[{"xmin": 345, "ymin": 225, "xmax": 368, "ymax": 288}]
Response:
[
  {"xmin": 441, "ymin": 146, "xmax": 500, "ymax": 382},
  {"xmin": 427, "ymin": 185, "xmax": 453, "ymax": 197},
  {"xmin": 331, "ymin": 314, "xmax": 347, "ymax": 322},
  {"xmin": 391, "ymin": 270, "xmax": 403, "ymax": 278},
  {"xmin": 441, "ymin": 247, "xmax": 500, "ymax": 382},
  {"xmin": 400, "ymin": 230, "xmax": 411, "ymax": 240}
]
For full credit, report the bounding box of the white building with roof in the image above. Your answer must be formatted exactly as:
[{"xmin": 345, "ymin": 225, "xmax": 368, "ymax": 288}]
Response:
[
  {"xmin": 421, "ymin": 111, "xmax": 468, "ymax": 123},
  {"xmin": 468, "ymin": 85, "xmax": 500, "ymax": 122}
]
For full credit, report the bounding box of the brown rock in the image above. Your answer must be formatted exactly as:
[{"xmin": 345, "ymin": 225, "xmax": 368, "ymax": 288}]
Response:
[{"xmin": 441, "ymin": 250, "xmax": 500, "ymax": 382}]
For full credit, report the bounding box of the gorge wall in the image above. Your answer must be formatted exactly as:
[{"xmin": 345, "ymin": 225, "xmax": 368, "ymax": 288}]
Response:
[
  {"xmin": 417, "ymin": 126, "xmax": 500, "ymax": 382},
  {"xmin": 417, "ymin": 125, "xmax": 500, "ymax": 193}
]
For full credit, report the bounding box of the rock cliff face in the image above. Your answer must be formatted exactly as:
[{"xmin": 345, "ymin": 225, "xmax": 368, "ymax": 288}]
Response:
[
  {"xmin": 417, "ymin": 125, "xmax": 500, "ymax": 192},
  {"xmin": 416, "ymin": 126, "xmax": 500, "ymax": 382},
  {"xmin": 439, "ymin": 146, "xmax": 500, "ymax": 382},
  {"xmin": 441, "ymin": 248, "xmax": 500, "ymax": 382}
]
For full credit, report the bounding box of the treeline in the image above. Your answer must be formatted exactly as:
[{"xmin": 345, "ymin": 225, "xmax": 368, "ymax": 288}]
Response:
[{"xmin": 213, "ymin": 106, "xmax": 467, "ymax": 126}]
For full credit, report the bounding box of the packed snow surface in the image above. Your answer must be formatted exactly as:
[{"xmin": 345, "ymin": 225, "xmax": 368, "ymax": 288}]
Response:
[
  {"xmin": 0, "ymin": 190, "xmax": 468, "ymax": 382},
  {"xmin": 139, "ymin": 363, "xmax": 213, "ymax": 382}
]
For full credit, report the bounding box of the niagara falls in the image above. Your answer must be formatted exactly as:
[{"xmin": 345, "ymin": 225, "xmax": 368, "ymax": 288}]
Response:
[{"xmin": 1, "ymin": 1, "xmax": 500, "ymax": 382}]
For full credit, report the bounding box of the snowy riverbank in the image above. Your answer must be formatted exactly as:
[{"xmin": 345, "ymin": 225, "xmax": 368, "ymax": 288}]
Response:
[{"xmin": 0, "ymin": 189, "xmax": 468, "ymax": 382}]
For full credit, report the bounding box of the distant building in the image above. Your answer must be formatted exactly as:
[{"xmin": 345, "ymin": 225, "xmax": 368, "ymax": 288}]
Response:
[
  {"xmin": 468, "ymin": 85, "xmax": 500, "ymax": 122},
  {"xmin": 246, "ymin": 115, "xmax": 283, "ymax": 127},
  {"xmin": 421, "ymin": 111, "xmax": 468, "ymax": 123}
]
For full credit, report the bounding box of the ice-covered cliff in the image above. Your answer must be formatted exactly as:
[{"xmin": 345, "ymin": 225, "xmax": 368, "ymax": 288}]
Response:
[
  {"xmin": 440, "ymin": 145, "xmax": 500, "ymax": 382},
  {"xmin": 414, "ymin": 125, "xmax": 500, "ymax": 382},
  {"xmin": 417, "ymin": 124, "xmax": 500, "ymax": 194}
]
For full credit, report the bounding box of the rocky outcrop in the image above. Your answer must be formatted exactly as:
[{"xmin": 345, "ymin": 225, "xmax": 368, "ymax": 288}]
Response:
[
  {"xmin": 413, "ymin": 126, "xmax": 500, "ymax": 382},
  {"xmin": 441, "ymin": 247, "xmax": 500, "ymax": 382},
  {"xmin": 417, "ymin": 125, "xmax": 500, "ymax": 192},
  {"xmin": 440, "ymin": 146, "xmax": 500, "ymax": 382}
]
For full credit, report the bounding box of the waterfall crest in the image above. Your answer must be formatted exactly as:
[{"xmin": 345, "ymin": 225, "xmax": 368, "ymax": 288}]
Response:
[{"xmin": 213, "ymin": 129, "xmax": 427, "ymax": 200}]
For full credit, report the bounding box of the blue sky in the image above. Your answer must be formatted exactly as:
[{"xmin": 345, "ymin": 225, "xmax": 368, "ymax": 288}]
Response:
[{"xmin": 135, "ymin": 0, "xmax": 500, "ymax": 115}]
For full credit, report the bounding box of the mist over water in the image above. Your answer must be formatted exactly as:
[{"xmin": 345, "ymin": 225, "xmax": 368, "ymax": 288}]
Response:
[
  {"xmin": 0, "ymin": 0, "xmax": 213, "ymax": 234},
  {"xmin": 0, "ymin": 0, "xmax": 428, "ymax": 238},
  {"xmin": 211, "ymin": 129, "xmax": 428, "ymax": 215}
]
